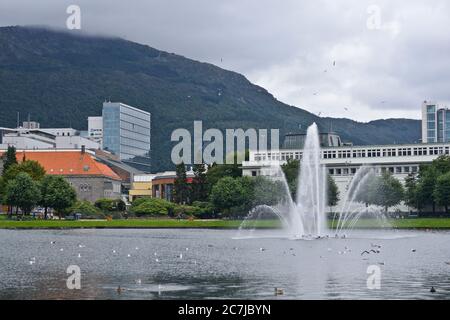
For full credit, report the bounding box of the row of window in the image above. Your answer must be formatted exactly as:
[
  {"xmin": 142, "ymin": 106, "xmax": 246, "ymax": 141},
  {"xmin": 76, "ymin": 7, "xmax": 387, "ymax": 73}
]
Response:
[
  {"xmin": 328, "ymin": 166, "xmax": 419, "ymax": 176},
  {"xmin": 253, "ymin": 146, "xmax": 450, "ymax": 161}
]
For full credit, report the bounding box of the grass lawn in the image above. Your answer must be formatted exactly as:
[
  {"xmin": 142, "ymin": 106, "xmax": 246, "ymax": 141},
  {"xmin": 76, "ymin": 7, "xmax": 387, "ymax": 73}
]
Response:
[{"xmin": 1, "ymin": 217, "xmax": 450, "ymax": 229}]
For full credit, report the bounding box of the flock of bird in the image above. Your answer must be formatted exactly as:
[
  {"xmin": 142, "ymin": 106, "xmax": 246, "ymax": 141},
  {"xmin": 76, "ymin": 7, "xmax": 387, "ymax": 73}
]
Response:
[{"xmin": 26, "ymin": 238, "xmax": 448, "ymax": 296}]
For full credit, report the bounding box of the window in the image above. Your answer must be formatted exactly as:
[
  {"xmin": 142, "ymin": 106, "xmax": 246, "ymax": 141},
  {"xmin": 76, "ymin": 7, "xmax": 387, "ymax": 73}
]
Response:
[{"xmin": 79, "ymin": 184, "xmax": 92, "ymax": 192}]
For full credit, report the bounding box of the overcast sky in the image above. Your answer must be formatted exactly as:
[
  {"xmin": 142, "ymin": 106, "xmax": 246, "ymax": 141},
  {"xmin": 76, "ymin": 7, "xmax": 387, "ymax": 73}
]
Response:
[{"xmin": 1, "ymin": 0, "xmax": 450, "ymax": 122}]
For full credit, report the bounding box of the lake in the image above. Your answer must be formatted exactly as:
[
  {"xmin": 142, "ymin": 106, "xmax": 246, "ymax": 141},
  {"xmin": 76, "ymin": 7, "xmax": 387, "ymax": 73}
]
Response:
[{"xmin": 0, "ymin": 228, "xmax": 449, "ymax": 299}]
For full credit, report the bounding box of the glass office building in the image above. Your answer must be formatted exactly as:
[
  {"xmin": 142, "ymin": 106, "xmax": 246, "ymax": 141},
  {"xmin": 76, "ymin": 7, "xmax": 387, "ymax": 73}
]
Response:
[
  {"xmin": 102, "ymin": 102, "xmax": 151, "ymax": 172},
  {"xmin": 422, "ymin": 101, "xmax": 450, "ymax": 143}
]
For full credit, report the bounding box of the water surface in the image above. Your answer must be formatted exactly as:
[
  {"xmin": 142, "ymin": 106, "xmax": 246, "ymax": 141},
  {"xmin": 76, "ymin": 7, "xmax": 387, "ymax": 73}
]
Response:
[{"xmin": 0, "ymin": 229, "xmax": 449, "ymax": 299}]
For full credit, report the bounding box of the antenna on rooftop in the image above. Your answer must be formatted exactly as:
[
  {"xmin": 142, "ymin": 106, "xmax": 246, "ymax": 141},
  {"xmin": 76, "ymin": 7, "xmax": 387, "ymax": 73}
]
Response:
[{"xmin": 17, "ymin": 112, "xmax": 20, "ymax": 128}]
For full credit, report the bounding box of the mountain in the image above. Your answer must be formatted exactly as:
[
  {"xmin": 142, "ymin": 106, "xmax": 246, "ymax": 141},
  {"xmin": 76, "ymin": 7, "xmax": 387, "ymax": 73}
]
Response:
[{"xmin": 0, "ymin": 26, "xmax": 421, "ymax": 171}]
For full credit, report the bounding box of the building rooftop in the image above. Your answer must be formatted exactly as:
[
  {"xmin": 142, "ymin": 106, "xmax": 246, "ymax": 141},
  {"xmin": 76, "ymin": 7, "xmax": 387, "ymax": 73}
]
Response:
[{"xmin": 0, "ymin": 150, "xmax": 121, "ymax": 180}]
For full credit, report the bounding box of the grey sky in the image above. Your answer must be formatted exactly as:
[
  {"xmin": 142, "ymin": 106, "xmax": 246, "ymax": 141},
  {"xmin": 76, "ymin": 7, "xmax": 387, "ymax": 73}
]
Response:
[{"xmin": 1, "ymin": 0, "xmax": 449, "ymax": 121}]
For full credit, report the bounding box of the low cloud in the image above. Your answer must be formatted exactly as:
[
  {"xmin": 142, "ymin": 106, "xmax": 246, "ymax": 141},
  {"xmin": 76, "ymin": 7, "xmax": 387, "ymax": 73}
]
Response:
[{"xmin": 1, "ymin": 0, "xmax": 449, "ymax": 121}]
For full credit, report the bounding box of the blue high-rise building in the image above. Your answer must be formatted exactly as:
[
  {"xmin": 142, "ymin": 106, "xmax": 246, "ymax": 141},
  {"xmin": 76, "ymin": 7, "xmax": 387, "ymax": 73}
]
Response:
[
  {"xmin": 102, "ymin": 102, "xmax": 151, "ymax": 172},
  {"xmin": 422, "ymin": 101, "xmax": 450, "ymax": 143}
]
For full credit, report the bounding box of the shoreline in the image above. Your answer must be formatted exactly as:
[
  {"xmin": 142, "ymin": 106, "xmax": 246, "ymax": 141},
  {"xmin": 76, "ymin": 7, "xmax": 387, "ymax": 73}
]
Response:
[{"xmin": 1, "ymin": 218, "xmax": 450, "ymax": 230}]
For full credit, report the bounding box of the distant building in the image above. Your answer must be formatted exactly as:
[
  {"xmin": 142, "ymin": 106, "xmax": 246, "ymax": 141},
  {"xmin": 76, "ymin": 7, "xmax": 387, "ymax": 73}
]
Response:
[
  {"xmin": 88, "ymin": 116, "xmax": 103, "ymax": 146},
  {"xmin": 129, "ymin": 174, "xmax": 155, "ymax": 202},
  {"xmin": 102, "ymin": 102, "xmax": 152, "ymax": 172},
  {"xmin": 151, "ymin": 170, "xmax": 195, "ymax": 202},
  {"xmin": 282, "ymin": 132, "xmax": 343, "ymax": 149},
  {"xmin": 243, "ymin": 131, "xmax": 450, "ymax": 211},
  {"xmin": 422, "ymin": 101, "xmax": 450, "ymax": 143},
  {"xmin": 0, "ymin": 149, "xmax": 122, "ymax": 203},
  {"xmin": 22, "ymin": 121, "xmax": 40, "ymax": 129},
  {"xmin": 0, "ymin": 122, "xmax": 100, "ymax": 150}
]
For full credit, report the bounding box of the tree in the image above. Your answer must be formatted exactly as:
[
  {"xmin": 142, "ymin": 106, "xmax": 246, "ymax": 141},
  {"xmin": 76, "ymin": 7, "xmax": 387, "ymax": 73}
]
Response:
[
  {"xmin": 43, "ymin": 176, "xmax": 77, "ymax": 219},
  {"xmin": 372, "ymin": 172, "xmax": 404, "ymax": 212},
  {"xmin": 281, "ymin": 159, "xmax": 300, "ymax": 199},
  {"xmin": 5, "ymin": 172, "xmax": 41, "ymax": 218},
  {"xmin": 433, "ymin": 172, "xmax": 450, "ymax": 213},
  {"xmin": 251, "ymin": 176, "xmax": 285, "ymax": 207},
  {"xmin": 206, "ymin": 161, "xmax": 242, "ymax": 193},
  {"xmin": 40, "ymin": 175, "xmax": 58, "ymax": 219},
  {"xmin": 3, "ymin": 160, "xmax": 46, "ymax": 182},
  {"xmin": 327, "ymin": 175, "xmax": 339, "ymax": 210},
  {"xmin": 191, "ymin": 163, "xmax": 208, "ymax": 202},
  {"xmin": 416, "ymin": 166, "xmax": 438, "ymax": 213},
  {"xmin": 210, "ymin": 177, "xmax": 247, "ymax": 216},
  {"xmin": 2, "ymin": 146, "xmax": 18, "ymax": 174},
  {"xmin": 430, "ymin": 155, "xmax": 450, "ymax": 175},
  {"xmin": 404, "ymin": 173, "xmax": 419, "ymax": 209},
  {"xmin": 281, "ymin": 158, "xmax": 299, "ymax": 185},
  {"xmin": 355, "ymin": 172, "xmax": 404, "ymax": 212},
  {"xmin": 173, "ymin": 162, "xmax": 190, "ymax": 204}
]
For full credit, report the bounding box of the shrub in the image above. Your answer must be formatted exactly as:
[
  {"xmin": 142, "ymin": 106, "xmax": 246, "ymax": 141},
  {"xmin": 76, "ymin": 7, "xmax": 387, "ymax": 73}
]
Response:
[
  {"xmin": 191, "ymin": 201, "xmax": 216, "ymax": 218},
  {"xmin": 94, "ymin": 198, "xmax": 126, "ymax": 212},
  {"xmin": 173, "ymin": 204, "xmax": 202, "ymax": 218},
  {"xmin": 69, "ymin": 201, "xmax": 102, "ymax": 218},
  {"xmin": 129, "ymin": 198, "xmax": 174, "ymax": 216}
]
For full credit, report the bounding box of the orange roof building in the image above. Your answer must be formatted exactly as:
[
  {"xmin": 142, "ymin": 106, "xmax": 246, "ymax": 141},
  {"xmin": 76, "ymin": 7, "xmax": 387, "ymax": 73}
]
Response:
[
  {"xmin": 14, "ymin": 150, "xmax": 121, "ymax": 180},
  {"xmin": 1, "ymin": 149, "xmax": 122, "ymax": 203}
]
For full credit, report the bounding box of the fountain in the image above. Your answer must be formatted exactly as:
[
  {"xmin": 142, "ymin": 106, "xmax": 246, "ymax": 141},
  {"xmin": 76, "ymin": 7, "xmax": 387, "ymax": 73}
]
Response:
[{"xmin": 238, "ymin": 123, "xmax": 390, "ymax": 240}]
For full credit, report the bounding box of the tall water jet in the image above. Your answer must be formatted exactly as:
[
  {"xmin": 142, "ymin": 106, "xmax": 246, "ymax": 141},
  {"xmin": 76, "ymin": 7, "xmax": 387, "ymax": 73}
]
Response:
[
  {"xmin": 295, "ymin": 123, "xmax": 328, "ymax": 237},
  {"xmin": 238, "ymin": 123, "xmax": 328, "ymax": 239}
]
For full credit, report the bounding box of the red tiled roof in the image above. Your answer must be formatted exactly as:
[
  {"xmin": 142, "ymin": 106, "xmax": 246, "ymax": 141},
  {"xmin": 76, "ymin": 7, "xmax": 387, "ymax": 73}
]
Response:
[{"xmin": 1, "ymin": 150, "xmax": 121, "ymax": 180}]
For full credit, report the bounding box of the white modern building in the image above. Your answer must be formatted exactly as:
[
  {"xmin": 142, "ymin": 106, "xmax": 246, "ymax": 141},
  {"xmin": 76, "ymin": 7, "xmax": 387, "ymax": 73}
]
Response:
[
  {"xmin": 0, "ymin": 124, "xmax": 100, "ymax": 150},
  {"xmin": 88, "ymin": 116, "xmax": 103, "ymax": 146},
  {"xmin": 242, "ymin": 140, "xmax": 450, "ymax": 211},
  {"xmin": 421, "ymin": 100, "xmax": 450, "ymax": 143}
]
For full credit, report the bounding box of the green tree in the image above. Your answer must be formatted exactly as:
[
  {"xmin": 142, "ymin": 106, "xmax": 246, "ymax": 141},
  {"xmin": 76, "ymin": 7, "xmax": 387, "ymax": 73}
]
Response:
[
  {"xmin": 1, "ymin": 146, "xmax": 18, "ymax": 174},
  {"xmin": 191, "ymin": 163, "xmax": 208, "ymax": 202},
  {"xmin": 372, "ymin": 172, "xmax": 404, "ymax": 212},
  {"xmin": 327, "ymin": 175, "xmax": 340, "ymax": 210},
  {"xmin": 404, "ymin": 173, "xmax": 419, "ymax": 209},
  {"xmin": 3, "ymin": 160, "xmax": 46, "ymax": 182},
  {"xmin": 433, "ymin": 172, "xmax": 450, "ymax": 213},
  {"xmin": 281, "ymin": 159, "xmax": 300, "ymax": 199},
  {"xmin": 209, "ymin": 176, "xmax": 247, "ymax": 216},
  {"xmin": 251, "ymin": 176, "xmax": 285, "ymax": 207},
  {"xmin": 5, "ymin": 172, "xmax": 41, "ymax": 218},
  {"xmin": 173, "ymin": 162, "xmax": 190, "ymax": 204},
  {"xmin": 355, "ymin": 172, "xmax": 404, "ymax": 212},
  {"xmin": 416, "ymin": 166, "xmax": 438, "ymax": 213},
  {"xmin": 43, "ymin": 176, "xmax": 77, "ymax": 219},
  {"xmin": 281, "ymin": 158, "xmax": 299, "ymax": 184},
  {"xmin": 40, "ymin": 175, "xmax": 58, "ymax": 219},
  {"xmin": 206, "ymin": 161, "xmax": 242, "ymax": 192},
  {"xmin": 430, "ymin": 155, "xmax": 450, "ymax": 175}
]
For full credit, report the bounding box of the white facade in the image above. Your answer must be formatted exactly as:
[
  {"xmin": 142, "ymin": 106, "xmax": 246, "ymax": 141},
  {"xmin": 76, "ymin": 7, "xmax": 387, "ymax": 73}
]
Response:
[
  {"xmin": 242, "ymin": 142, "xmax": 450, "ymax": 212},
  {"xmin": 88, "ymin": 116, "xmax": 103, "ymax": 146},
  {"xmin": 0, "ymin": 127, "xmax": 99, "ymax": 150},
  {"xmin": 55, "ymin": 135, "xmax": 100, "ymax": 150}
]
